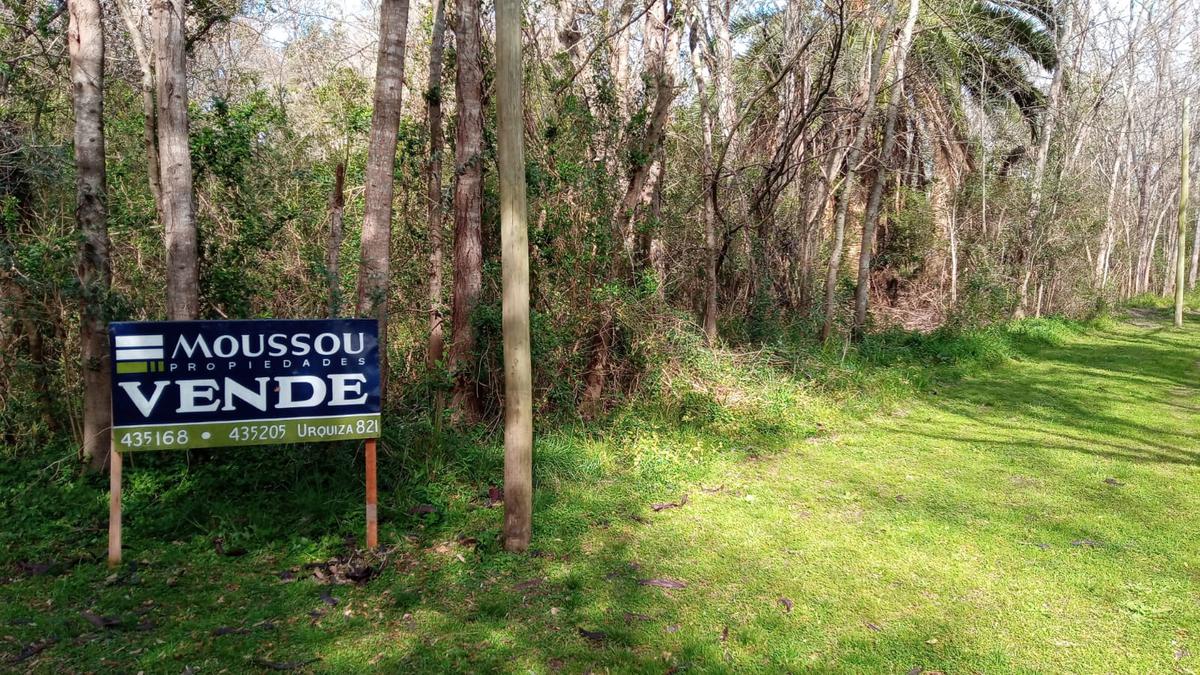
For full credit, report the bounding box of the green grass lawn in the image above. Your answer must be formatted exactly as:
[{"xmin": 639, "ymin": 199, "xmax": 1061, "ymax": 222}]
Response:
[{"xmin": 3, "ymin": 311, "xmax": 1200, "ymax": 673}]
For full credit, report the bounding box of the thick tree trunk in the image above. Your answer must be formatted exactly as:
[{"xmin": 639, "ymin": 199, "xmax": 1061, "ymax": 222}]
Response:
[
  {"xmin": 634, "ymin": 155, "xmax": 665, "ymax": 278},
  {"xmin": 851, "ymin": 0, "xmax": 918, "ymax": 338},
  {"xmin": 326, "ymin": 162, "xmax": 345, "ymax": 316},
  {"xmin": 450, "ymin": 0, "xmax": 484, "ymax": 423},
  {"xmin": 355, "ymin": 0, "xmax": 410, "ymax": 402},
  {"xmin": 69, "ymin": 0, "xmax": 112, "ymax": 471},
  {"xmin": 154, "ymin": 0, "xmax": 199, "ymax": 319},
  {"xmin": 607, "ymin": 0, "xmax": 634, "ymax": 114},
  {"xmin": 496, "ymin": 0, "xmax": 532, "ymax": 552}
]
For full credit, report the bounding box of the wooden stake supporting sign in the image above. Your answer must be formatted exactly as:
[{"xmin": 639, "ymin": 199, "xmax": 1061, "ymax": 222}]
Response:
[
  {"xmin": 108, "ymin": 449, "xmax": 122, "ymax": 568},
  {"xmin": 106, "ymin": 319, "xmax": 383, "ymax": 565},
  {"xmin": 365, "ymin": 438, "xmax": 378, "ymax": 550}
]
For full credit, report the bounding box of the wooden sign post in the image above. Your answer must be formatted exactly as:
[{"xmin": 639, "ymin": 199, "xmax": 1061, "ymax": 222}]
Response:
[
  {"xmin": 108, "ymin": 449, "xmax": 121, "ymax": 568},
  {"xmin": 106, "ymin": 319, "xmax": 383, "ymax": 565},
  {"xmin": 365, "ymin": 438, "xmax": 377, "ymax": 550}
]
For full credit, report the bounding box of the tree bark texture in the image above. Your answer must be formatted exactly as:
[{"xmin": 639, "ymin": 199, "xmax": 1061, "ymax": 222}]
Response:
[
  {"xmin": 154, "ymin": 0, "xmax": 199, "ymax": 319},
  {"xmin": 70, "ymin": 0, "xmax": 112, "ymax": 470},
  {"xmin": 450, "ymin": 0, "xmax": 485, "ymax": 423},
  {"xmin": 355, "ymin": 0, "xmax": 411, "ymax": 400},
  {"xmin": 496, "ymin": 0, "xmax": 533, "ymax": 552}
]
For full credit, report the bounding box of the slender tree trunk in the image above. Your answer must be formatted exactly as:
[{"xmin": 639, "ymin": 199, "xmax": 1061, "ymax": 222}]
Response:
[
  {"xmin": 70, "ymin": 0, "xmax": 112, "ymax": 471},
  {"xmin": 1165, "ymin": 224, "xmax": 1179, "ymax": 297},
  {"xmin": 851, "ymin": 0, "xmax": 918, "ymax": 338},
  {"xmin": 1013, "ymin": 0, "xmax": 1069, "ymax": 318},
  {"xmin": 425, "ymin": 0, "xmax": 447, "ymax": 428},
  {"xmin": 709, "ymin": 0, "xmax": 734, "ymax": 133},
  {"xmin": 821, "ymin": 14, "xmax": 890, "ymax": 342},
  {"xmin": 949, "ymin": 200, "xmax": 958, "ymax": 304},
  {"xmin": 647, "ymin": 160, "xmax": 667, "ymax": 297},
  {"xmin": 114, "ymin": 0, "xmax": 161, "ymax": 216},
  {"xmin": 496, "ymin": 0, "xmax": 532, "ymax": 552},
  {"xmin": 1176, "ymin": 96, "xmax": 1190, "ymax": 327},
  {"xmin": 1095, "ymin": 134, "xmax": 1124, "ymax": 286},
  {"xmin": 426, "ymin": 0, "xmax": 447, "ymax": 364},
  {"xmin": 326, "ymin": 162, "xmax": 345, "ymax": 316},
  {"xmin": 1189, "ymin": 208, "xmax": 1199, "ymax": 288},
  {"xmin": 356, "ymin": 0, "xmax": 410, "ymax": 402},
  {"xmin": 689, "ymin": 12, "xmax": 717, "ymax": 343},
  {"xmin": 154, "ymin": 0, "xmax": 199, "ymax": 319},
  {"xmin": 1145, "ymin": 200, "xmax": 1167, "ymax": 293},
  {"xmin": 450, "ymin": 0, "xmax": 484, "ymax": 423},
  {"xmin": 616, "ymin": 0, "xmax": 679, "ymax": 269}
]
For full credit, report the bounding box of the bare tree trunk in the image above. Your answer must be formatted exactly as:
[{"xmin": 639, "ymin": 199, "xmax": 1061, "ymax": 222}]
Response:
[
  {"xmin": 114, "ymin": 0, "xmax": 161, "ymax": 216},
  {"xmin": 450, "ymin": 0, "xmax": 484, "ymax": 423},
  {"xmin": 1189, "ymin": 209, "xmax": 1200, "ymax": 288},
  {"xmin": 355, "ymin": 0, "xmax": 410, "ymax": 402},
  {"xmin": 1145, "ymin": 200, "xmax": 1167, "ymax": 293},
  {"xmin": 949, "ymin": 200, "xmax": 958, "ymax": 304},
  {"xmin": 1095, "ymin": 134, "xmax": 1124, "ymax": 286},
  {"xmin": 821, "ymin": 13, "xmax": 890, "ymax": 342},
  {"xmin": 709, "ymin": 0, "xmax": 734, "ymax": 133},
  {"xmin": 1176, "ymin": 96, "xmax": 1190, "ymax": 327},
  {"xmin": 688, "ymin": 11, "xmax": 717, "ymax": 343},
  {"xmin": 496, "ymin": 0, "xmax": 532, "ymax": 552},
  {"xmin": 1096, "ymin": 90, "xmax": 1131, "ymax": 288},
  {"xmin": 425, "ymin": 0, "xmax": 447, "ymax": 428},
  {"xmin": 326, "ymin": 162, "xmax": 345, "ymax": 316},
  {"xmin": 1164, "ymin": 224, "xmax": 1177, "ymax": 297},
  {"xmin": 607, "ymin": 0, "xmax": 634, "ymax": 115},
  {"xmin": 616, "ymin": 0, "xmax": 679, "ymax": 268},
  {"xmin": 634, "ymin": 154, "xmax": 665, "ymax": 277},
  {"xmin": 1013, "ymin": 0, "xmax": 1069, "ymax": 318},
  {"xmin": 851, "ymin": 0, "xmax": 918, "ymax": 338},
  {"xmin": 154, "ymin": 0, "xmax": 199, "ymax": 319},
  {"xmin": 648, "ymin": 164, "xmax": 667, "ymax": 297},
  {"xmin": 70, "ymin": 0, "xmax": 112, "ymax": 471}
]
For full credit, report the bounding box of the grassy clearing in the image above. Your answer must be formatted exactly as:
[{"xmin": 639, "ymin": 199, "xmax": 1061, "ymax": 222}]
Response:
[{"xmin": 2, "ymin": 311, "xmax": 1199, "ymax": 673}]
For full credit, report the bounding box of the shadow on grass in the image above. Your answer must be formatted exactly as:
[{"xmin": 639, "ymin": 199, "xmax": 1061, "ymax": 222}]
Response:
[{"xmin": 4, "ymin": 312, "xmax": 1197, "ymax": 671}]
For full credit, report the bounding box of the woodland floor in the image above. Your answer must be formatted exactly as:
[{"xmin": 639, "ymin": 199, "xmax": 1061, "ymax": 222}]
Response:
[{"xmin": 3, "ymin": 311, "xmax": 1200, "ymax": 673}]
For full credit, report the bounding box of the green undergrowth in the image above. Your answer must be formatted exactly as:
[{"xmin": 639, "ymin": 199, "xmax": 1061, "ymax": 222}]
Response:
[
  {"xmin": 5, "ymin": 312, "xmax": 1177, "ymax": 673},
  {"xmin": 1, "ymin": 316, "xmax": 1090, "ymax": 568},
  {"xmin": 1126, "ymin": 289, "xmax": 1200, "ymax": 312}
]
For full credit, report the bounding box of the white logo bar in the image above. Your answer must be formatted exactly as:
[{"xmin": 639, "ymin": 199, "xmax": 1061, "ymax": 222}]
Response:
[
  {"xmin": 115, "ymin": 335, "xmax": 164, "ymax": 348},
  {"xmin": 115, "ymin": 348, "xmax": 165, "ymax": 361}
]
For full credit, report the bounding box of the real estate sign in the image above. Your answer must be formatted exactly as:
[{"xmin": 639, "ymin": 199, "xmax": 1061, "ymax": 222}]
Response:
[{"xmin": 109, "ymin": 319, "xmax": 381, "ymax": 451}]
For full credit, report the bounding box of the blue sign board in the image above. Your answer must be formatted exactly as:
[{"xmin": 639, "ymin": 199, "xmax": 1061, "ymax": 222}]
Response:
[{"xmin": 109, "ymin": 319, "xmax": 381, "ymax": 451}]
